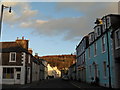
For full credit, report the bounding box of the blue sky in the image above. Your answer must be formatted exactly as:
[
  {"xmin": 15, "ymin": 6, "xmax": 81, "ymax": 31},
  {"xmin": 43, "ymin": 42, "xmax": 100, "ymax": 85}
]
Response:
[
  {"xmin": 1, "ymin": 2, "xmax": 118, "ymax": 56},
  {"xmin": 1, "ymin": 2, "xmax": 82, "ymax": 56}
]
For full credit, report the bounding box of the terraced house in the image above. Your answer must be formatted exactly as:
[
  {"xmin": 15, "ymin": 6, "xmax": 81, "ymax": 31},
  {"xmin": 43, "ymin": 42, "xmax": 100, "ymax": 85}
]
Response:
[
  {"xmin": 0, "ymin": 37, "xmax": 48, "ymax": 85},
  {"xmin": 0, "ymin": 37, "xmax": 32, "ymax": 84},
  {"xmin": 76, "ymin": 14, "xmax": 120, "ymax": 88},
  {"xmin": 111, "ymin": 20, "xmax": 120, "ymax": 88}
]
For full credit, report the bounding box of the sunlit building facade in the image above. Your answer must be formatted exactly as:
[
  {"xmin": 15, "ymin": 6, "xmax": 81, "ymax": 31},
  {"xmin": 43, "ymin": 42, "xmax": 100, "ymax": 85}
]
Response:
[{"xmin": 76, "ymin": 14, "xmax": 120, "ymax": 88}]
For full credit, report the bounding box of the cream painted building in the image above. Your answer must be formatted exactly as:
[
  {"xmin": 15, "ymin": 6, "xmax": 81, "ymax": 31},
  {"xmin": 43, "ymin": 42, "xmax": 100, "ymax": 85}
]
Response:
[{"xmin": 47, "ymin": 64, "xmax": 61, "ymax": 78}]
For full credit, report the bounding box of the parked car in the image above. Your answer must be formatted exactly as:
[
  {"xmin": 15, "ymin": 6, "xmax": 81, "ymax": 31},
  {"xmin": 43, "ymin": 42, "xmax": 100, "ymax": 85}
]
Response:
[{"xmin": 62, "ymin": 75, "xmax": 69, "ymax": 81}]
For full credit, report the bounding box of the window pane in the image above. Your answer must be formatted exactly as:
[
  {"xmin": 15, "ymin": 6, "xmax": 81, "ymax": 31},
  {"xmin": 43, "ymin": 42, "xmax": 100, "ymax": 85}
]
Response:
[
  {"xmin": 3, "ymin": 68, "xmax": 6, "ymax": 78},
  {"xmin": 116, "ymin": 30, "xmax": 120, "ymax": 47},
  {"xmin": 7, "ymin": 68, "xmax": 10, "ymax": 73},
  {"xmin": 11, "ymin": 53, "xmax": 15, "ymax": 61},
  {"xmin": 3, "ymin": 68, "xmax": 6, "ymax": 73},
  {"xmin": 10, "ymin": 68, "xmax": 14, "ymax": 73},
  {"xmin": 17, "ymin": 74, "xmax": 20, "ymax": 79},
  {"xmin": 3, "ymin": 68, "xmax": 14, "ymax": 79},
  {"xmin": 16, "ymin": 68, "xmax": 21, "ymax": 71},
  {"xmin": 103, "ymin": 62, "xmax": 107, "ymax": 77},
  {"xmin": 94, "ymin": 43, "xmax": 97, "ymax": 55},
  {"xmin": 102, "ymin": 36, "xmax": 105, "ymax": 52}
]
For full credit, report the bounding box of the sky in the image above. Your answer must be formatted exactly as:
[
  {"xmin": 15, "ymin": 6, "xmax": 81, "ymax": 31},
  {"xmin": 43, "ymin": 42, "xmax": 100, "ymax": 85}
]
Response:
[{"xmin": 0, "ymin": 1, "xmax": 119, "ymax": 56}]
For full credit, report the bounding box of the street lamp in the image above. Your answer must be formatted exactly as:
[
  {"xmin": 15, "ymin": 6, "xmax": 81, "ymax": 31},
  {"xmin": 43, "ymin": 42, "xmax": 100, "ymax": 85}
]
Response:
[{"xmin": 0, "ymin": 4, "xmax": 11, "ymax": 38}]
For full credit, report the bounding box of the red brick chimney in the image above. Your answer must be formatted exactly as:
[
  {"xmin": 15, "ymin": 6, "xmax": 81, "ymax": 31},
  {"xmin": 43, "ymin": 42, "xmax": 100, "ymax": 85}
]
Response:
[{"xmin": 16, "ymin": 37, "xmax": 29, "ymax": 50}]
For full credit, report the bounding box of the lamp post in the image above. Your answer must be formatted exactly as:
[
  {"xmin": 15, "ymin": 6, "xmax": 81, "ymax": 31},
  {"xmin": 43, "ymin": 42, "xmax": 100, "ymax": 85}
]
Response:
[{"xmin": 0, "ymin": 4, "xmax": 11, "ymax": 38}]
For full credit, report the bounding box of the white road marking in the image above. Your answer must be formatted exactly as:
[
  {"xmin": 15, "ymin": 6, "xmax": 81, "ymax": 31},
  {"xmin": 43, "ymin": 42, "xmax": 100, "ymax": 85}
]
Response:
[{"xmin": 70, "ymin": 82, "xmax": 81, "ymax": 88}]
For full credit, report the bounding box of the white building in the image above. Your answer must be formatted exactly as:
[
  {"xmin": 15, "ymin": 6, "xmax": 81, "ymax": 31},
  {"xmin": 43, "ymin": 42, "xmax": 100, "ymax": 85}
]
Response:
[
  {"xmin": 32, "ymin": 59, "xmax": 40, "ymax": 82},
  {"xmin": 47, "ymin": 64, "xmax": 61, "ymax": 78}
]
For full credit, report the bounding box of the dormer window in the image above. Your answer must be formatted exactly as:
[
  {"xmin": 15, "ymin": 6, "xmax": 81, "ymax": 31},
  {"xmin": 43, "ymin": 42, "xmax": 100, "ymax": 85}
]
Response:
[
  {"xmin": 102, "ymin": 16, "xmax": 111, "ymax": 32},
  {"xmin": 106, "ymin": 16, "xmax": 111, "ymax": 29},
  {"xmin": 9, "ymin": 52, "xmax": 16, "ymax": 62},
  {"xmin": 102, "ymin": 18, "xmax": 107, "ymax": 32},
  {"xmin": 101, "ymin": 36, "xmax": 106, "ymax": 53},
  {"xmin": 89, "ymin": 35, "xmax": 91, "ymax": 44},
  {"xmin": 115, "ymin": 28, "xmax": 120, "ymax": 49},
  {"xmin": 97, "ymin": 26, "xmax": 101, "ymax": 37},
  {"xmin": 94, "ymin": 27, "xmax": 97, "ymax": 39},
  {"xmin": 91, "ymin": 34, "xmax": 95, "ymax": 42},
  {"xmin": 89, "ymin": 33, "xmax": 94, "ymax": 44}
]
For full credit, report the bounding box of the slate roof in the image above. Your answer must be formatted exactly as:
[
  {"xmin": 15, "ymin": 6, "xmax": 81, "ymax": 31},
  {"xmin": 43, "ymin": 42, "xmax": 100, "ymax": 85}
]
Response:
[{"xmin": 0, "ymin": 42, "xmax": 28, "ymax": 53}]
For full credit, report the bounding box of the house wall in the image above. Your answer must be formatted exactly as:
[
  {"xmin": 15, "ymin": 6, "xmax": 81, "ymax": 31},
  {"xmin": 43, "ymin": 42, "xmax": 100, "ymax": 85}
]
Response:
[
  {"xmin": 112, "ymin": 28, "xmax": 120, "ymax": 88},
  {"xmin": 0, "ymin": 66, "xmax": 2, "ymax": 85},
  {"xmin": 2, "ymin": 52, "xmax": 22, "ymax": 66},
  {"xmin": 1, "ymin": 51, "xmax": 32, "ymax": 85},
  {"xmin": 85, "ymin": 30, "xmax": 116, "ymax": 88},
  {"xmin": 32, "ymin": 62, "xmax": 40, "ymax": 82},
  {"xmin": 75, "ymin": 14, "xmax": 120, "ymax": 88},
  {"xmin": 76, "ymin": 37, "xmax": 88, "ymax": 82}
]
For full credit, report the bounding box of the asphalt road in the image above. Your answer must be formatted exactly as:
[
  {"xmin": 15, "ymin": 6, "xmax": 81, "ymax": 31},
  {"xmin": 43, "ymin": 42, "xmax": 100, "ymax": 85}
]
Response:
[
  {"xmin": 21, "ymin": 78, "xmax": 78, "ymax": 88},
  {"xmin": 2, "ymin": 78, "xmax": 105, "ymax": 89}
]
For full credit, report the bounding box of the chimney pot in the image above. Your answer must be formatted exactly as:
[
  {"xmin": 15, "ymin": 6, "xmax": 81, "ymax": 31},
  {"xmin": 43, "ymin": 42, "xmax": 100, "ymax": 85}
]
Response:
[
  {"xmin": 22, "ymin": 36, "xmax": 24, "ymax": 40},
  {"xmin": 17, "ymin": 37, "xmax": 19, "ymax": 40}
]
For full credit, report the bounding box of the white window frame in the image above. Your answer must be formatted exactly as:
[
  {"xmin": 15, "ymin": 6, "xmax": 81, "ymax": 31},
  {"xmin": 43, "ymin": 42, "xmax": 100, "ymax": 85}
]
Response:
[
  {"xmin": 89, "ymin": 35, "xmax": 91, "ymax": 44},
  {"xmin": 94, "ymin": 28, "xmax": 97, "ymax": 40},
  {"xmin": 115, "ymin": 28, "xmax": 120, "ymax": 49},
  {"xmin": 91, "ymin": 34, "xmax": 94, "ymax": 42},
  {"xmin": 101, "ymin": 36, "xmax": 106, "ymax": 53},
  {"xmin": 102, "ymin": 18, "xmax": 107, "ymax": 32},
  {"xmin": 106, "ymin": 16, "xmax": 111, "ymax": 29},
  {"xmin": 97, "ymin": 26, "xmax": 101, "ymax": 37},
  {"xmin": 3, "ymin": 67, "xmax": 14, "ymax": 79},
  {"xmin": 9, "ymin": 52, "xmax": 16, "ymax": 62}
]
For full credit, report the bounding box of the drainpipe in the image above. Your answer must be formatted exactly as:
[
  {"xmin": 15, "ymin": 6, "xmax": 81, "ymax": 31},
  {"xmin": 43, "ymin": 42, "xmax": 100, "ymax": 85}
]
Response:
[
  {"xmin": 106, "ymin": 32, "xmax": 112, "ymax": 88},
  {"xmin": 105, "ymin": 17, "xmax": 112, "ymax": 88}
]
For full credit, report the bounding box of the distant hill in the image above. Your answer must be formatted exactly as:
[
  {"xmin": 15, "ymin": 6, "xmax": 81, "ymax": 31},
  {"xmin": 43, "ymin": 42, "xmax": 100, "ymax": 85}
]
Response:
[{"xmin": 39, "ymin": 54, "xmax": 76, "ymax": 70}]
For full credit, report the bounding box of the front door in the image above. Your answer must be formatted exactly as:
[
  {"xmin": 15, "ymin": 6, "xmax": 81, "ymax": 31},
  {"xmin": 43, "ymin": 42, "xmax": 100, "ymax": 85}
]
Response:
[{"xmin": 15, "ymin": 72, "xmax": 21, "ymax": 84}]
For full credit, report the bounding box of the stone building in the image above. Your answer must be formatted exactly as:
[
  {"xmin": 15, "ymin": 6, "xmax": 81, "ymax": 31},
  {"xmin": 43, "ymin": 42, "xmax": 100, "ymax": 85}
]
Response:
[{"xmin": 0, "ymin": 37, "xmax": 32, "ymax": 84}]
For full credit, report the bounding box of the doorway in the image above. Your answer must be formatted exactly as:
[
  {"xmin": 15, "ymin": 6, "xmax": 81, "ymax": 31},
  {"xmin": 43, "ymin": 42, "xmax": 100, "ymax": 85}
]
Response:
[{"xmin": 15, "ymin": 72, "xmax": 21, "ymax": 84}]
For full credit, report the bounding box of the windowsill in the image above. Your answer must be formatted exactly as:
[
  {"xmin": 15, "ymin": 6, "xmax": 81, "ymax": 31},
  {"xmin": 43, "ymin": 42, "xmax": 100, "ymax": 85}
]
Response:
[
  {"xmin": 102, "ymin": 50, "xmax": 106, "ymax": 54},
  {"xmin": 115, "ymin": 46, "xmax": 120, "ymax": 50},
  {"xmin": 94, "ymin": 55, "xmax": 97, "ymax": 57},
  {"xmin": 3, "ymin": 78, "xmax": 14, "ymax": 80},
  {"xmin": 9, "ymin": 61, "xmax": 16, "ymax": 62}
]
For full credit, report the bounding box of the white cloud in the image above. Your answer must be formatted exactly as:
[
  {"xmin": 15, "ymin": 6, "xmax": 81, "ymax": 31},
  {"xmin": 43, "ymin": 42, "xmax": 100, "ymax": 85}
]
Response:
[
  {"xmin": 1, "ymin": 2, "xmax": 119, "ymax": 41},
  {"xmin": 2, "ymin": 2, "xmax": 38, "ymax": 26},
  {"xmin": 21, "ymin": 2, "xmax": 118, "ymax": 41}
]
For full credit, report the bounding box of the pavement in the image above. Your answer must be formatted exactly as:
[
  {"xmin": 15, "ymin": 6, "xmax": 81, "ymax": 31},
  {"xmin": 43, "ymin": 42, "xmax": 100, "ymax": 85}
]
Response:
[{"xmin": 70, "ymin": 80, "xmax": 106, "ymax": 89}]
